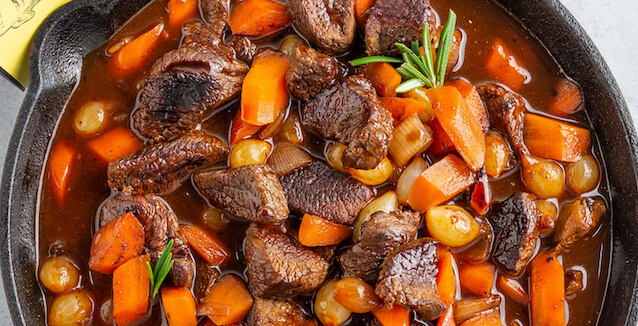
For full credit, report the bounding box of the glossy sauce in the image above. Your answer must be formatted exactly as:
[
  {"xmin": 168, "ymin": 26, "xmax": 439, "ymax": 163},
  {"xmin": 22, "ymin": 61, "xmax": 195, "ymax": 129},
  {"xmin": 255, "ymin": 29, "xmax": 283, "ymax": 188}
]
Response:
[{"xmin": 37, "ymin": 0, "xmax": 611, "ymax": 325}]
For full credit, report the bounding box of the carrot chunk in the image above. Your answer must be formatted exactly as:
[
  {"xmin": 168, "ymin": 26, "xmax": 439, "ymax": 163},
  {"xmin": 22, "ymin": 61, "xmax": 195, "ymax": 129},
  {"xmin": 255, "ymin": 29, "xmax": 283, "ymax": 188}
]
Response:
[
  {"xmin": 523, "ymin": 113, "xmax": 591, "ymax": 163},
  {"xmin": 437, "ymin": 306, "xmax": 456, "ymax": 326},
  {"xmin": 298, "ymin": 214, "xmax": 353, "ymax": 247},
  {"xmin": 485, "ymin": 38, "xmax": 529, "ymax": 91},
  {"xmin": 89, "ymin": 212, "xmax": 145, "ymax": 274},
  {"xmin": 229, "ymin": 109, "xmax": 261, "ymax": 145},
  {"xmin": 197, "ymin": 274, "xmax": 254, "ymax": 325},
  {"xmin": 167, "ymin": 0, "xmax": 198, "ymax": 31},
  {"xmin": 229, "ymin": 0, "xmax": 289, "ymax": 37},
  {"xmin": 427, "ymin": 86, "xmax": 485, "ymax": 171},
  {"xmin": 458, "ymin": 261, "xmax": 495, "ymax": 297},
  {"xmin": 530, "ymin": 252, "xmax": 566, "ymax": 326},
  {"xmin": 458, "ymin": 309, "xmax": 502, "ymax": 326},
  {"xmin": 427, "ymin": 118, "xmax": 456, "ymax": 156},
  {"xmin": 372, "ymin": 304, "xmax": 411, "ymax": 326},
  {"xmin": 496, "ymin": 274, "xmax": 529, "ymax": 305},
  {"xmin": 240, "ymin": 50, "xmax": 290, "ymax": 126},
  {"xmin": 354, "ymin": 0, "xmax": 376, "ymax": 24},
  {"xmin": 48, "ymin": 141, "xmax": 75, "ymax": 204},
  {"xmin": 181, "ymin": 225, "xmax": 231, "ymax": 266},
  {"xmin": 161, "ymin": 287, "xmax": 198, "ymax": 326},
  {"xmin": 548, "ymin": 78, "xmax": 583, "ymax": 117},
  {"xmin": 447, "ymin": 79, "xmax": 490, "ymax": 133},
  {"xmin": 87, "ymin": 126, "xmax": 142, "ymax": 163},
  {"xmin": 408, "ymin": 154, "xmax": 475, "ymax": 212},
  {"xmin": 113, "ymin": 255, "xmax": 150, "ymax": 326},
  {"xmin": 380, "ymin": 97, "xmax": 427, "ymax": 126},
  {"xmin": 361, "ymin": 62, "xmax": 402, "ymax": 97},
  {"xmin": 110, "ymin": 23, "xmax": 165, "ymax": 77},
  {"xmin": 437, "ymin": 251, "xmax": 457, "ymax": 306}
]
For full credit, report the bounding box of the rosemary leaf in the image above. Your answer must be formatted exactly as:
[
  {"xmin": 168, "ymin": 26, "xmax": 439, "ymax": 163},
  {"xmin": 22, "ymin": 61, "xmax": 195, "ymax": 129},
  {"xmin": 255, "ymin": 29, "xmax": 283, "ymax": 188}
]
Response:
[
  {"xmin": 403, "ymin": 64, "xmax": 434, "ymax": 88},
  {"xmin": 349, "ymin": 56, "xmax": 403, "ymax": 66},
  {"xmin": 436, "ymin": 10, "xmax": 457, "ymax": 87},
  {"xmin": 411, "ymin": 41, "xmax": 421, "ymax": 57},
  {"xmin": 396, "ymin": 66, "xmax": 412, "ymax": 80},
  {"xmin": 152, "ymin": 256, "xmax": 173, "ymax": 299},
  {"xmin": 154, "ymin": 239, "xmax": 174, "ymax": 275},
  {"xmin": 396, "ymin": 79, "xmax": 427, "ymax": 93},
  {"xmin": 146, "ymin": 262, "xmax": 155, "ymax": 293},
  {"xmin": 422, "ymin": 23, "xmax": 436, "ymax": 83}
]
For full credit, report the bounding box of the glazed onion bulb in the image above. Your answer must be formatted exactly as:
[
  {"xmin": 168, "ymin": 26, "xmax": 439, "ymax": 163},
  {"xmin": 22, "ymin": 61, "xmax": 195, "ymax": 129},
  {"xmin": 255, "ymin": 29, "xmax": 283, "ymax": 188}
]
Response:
[
  {"xmin": 48, "ymin": 290, "xmax": 94, "ymax": 326},
  {"xmin": 39, "ymin": 257, "xmax": 81, "ymax": 294}
]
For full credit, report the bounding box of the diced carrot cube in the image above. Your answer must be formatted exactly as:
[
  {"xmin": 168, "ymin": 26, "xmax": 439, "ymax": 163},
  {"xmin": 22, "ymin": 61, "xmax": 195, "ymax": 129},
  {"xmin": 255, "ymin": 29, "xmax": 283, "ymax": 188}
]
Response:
[
  {"xmin": 354, "ymin": 0, "xmax": 376, "ymax": 24},
  {"xmin": 523, "ymin": 113, "xmax": 591, "ymax": 163},
  {"xmin": 459, "ymin": 261, "xmax": 495, "ymax": 298},
  {"xmin": 241, "ymin": 50, "xmax": 290, "ymax": 126},
  {"xmin": 547, "ymin": 78, "xmax": 583, "ymax": 117},
  {"xmin": 197, "ymin": 274, "xmax": 253, "ymax": 325},
  {"xmin": 113, "ymin": 255, "xmax": 151, "ymax": 326},
  {"xmin": 485, "ymin": 38, "xmax": 529, "ymax": 91},
  {"xmin": 162, "ymin": 287, "xmax": 198, "ymax": 326},
  {"xmin": 360, "ymin": 62, "xmax": 402, "ymax": 97},
  {"xmin": 110, "ymin": 23, "xmax": 165, "ymax": 77},
  {"xmin": 89, "ymin": 212, "xmax": 145, "ymax": 274},
  {"xmin": 229, "ymin": 0, "xmax": 289, "ymax": 37},
  {"xmin": 181, "ymin": 225, "xmax": 231, "ymax": 266},
  {"xmin": 87, "ymin": 126, "xmax": 142, "ymax": 163},
  {"xmin": 167, "ymin": 0, "xmax": 198, "ymax": 31},
  {"xmin": 298, "ymin": 214, "xmax": 353, "ymax": 247},
  {"xmin": 447, "ymin": 79, "xmax": 490, "ymax": 133},
  {"xmin": 530, "ymin": 252, "xmax": 566, "ymax": 326},
  {"xmin": 372, "ymin": 304, "xmax": 411, "ymax": 326}
]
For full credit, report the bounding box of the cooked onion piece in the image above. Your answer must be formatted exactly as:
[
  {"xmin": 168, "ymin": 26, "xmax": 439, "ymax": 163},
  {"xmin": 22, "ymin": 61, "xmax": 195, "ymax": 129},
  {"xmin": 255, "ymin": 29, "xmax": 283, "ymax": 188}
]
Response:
[
  {"xmin": 333, "ymin": 278, "xmax": 383, "ymax": 313},
  {"xmin": 268, "ymin": 142, "xmax": 313, "ymax": 176},
  {"xmin": 39, "ymin": 257, "xmax": 81, "ymax": 294},
  {"xmin": 314, "ymin": 280, "xmax": 351, "ymax": 326},
  {"xmin": 325, "ymin": 143, "xmax": 347, "ymax": 173},
  {"xmin": 389, "ymin": 114, "xmax": 433, "ymax": 167},
  {"xmin": 566, "ymin": 153, "xmax": 600, "ymax": 195},
  {"xmin": 347, "ymin": 157, "xmax": 393, "ymax": 186},
  {"xmin": 354, "ymin": 191, "xmax": 399, "ymax": 241},
  {"xmin": 426, "ymin": 205, "xmax": 480, "ymax": 247},
  {"xmin": 521, "ymin": 157, "xmax": 565, "ymax": 199},
  {"xmin": 230, "ymin": 139, "xmax": 272, "ymax": 168},
  {"xmin": 484, "ymin": 131, "xmax": 512, "ymax": 179},
  {"xmin": 48, "ymin": 290, "xmax": 94, "ymax": 326},
  {"xmin": 396, "ymin": 156, "xmax": 427, "ymax": 205},
  {"xmin": 74, "ymin": 101, "xmax": 108, "ymax": 135}
]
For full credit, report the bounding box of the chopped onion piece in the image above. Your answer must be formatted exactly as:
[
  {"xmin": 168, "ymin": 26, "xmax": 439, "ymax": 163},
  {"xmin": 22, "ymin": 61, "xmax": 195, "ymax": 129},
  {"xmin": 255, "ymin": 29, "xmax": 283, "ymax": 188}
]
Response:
[
  {"xmin": 389, "ymin": 114, "xmax": 433, "ymax": 167},
  {"xmin": 396, "ymin": 157, "xmax": 427, "ymax": 205},
  {"xmin": 268, "ymin": 142, "xmax": 312, "ymax": 176}
]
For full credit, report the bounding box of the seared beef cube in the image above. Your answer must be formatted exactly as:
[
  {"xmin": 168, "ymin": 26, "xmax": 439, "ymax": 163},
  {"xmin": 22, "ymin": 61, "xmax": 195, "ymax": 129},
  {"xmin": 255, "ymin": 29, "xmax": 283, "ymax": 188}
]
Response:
[
  {"xmin": 108, "ymin": 131, "xmax": 228, "ymax": 194},
  {"xmin": 375, "ymin": 237, "xmax": 447, "ymax": 321},
  {"xmin": 181, "ymin": 20, "xmax": 222, "ymax": 48},
  {"xmin": 194, "ymin": 261, "xmax": 221, "ymax": 301},
  {"xmin": 279, "ymin": 161, "xmax": 374, "ymax": 225},
  {"xmin": 249, "ymin": 298, "xmax": 318, "ymax": 326},
  {"xmin": 490, "ymin": 192, "xmax": 541, "ymax": 276},
  {"xmin": 338, "ymin": 211, "xmax": 419, "ymax": 282},
  {"xmin": 364, "ymin": 0, "xmax": 436, "ymax": 56},
  {"xmin": 553, "ymin": 197, "xmax": 607, "ymax": 252},
  {"xmin": 285, "ymin": 44, "xmax": 339, "ymax": 101},
  {"xmin": 99, "ymin": 188, "xmax": 195, "ymax": 288},
  {"xmin": 477, "ymin": 83, "xmax": 527, "ymax": 152},
  {"xmin": 200, "ymin": 0, "xmax": 230, "ymax": 35},
  {"xmin": 286, "ymin": 0, "xmax": 356, "ymax": 55},
  {"xmin": 134, "ymin": 25, "xmax": 248, "ymax": 141},
  {"xmin": 193, "ymin": 164, "xmax": 289, "ymax": 224},
  {"xmin": 302, "ymin": 75, "xmax": 393, "ymax": 170},
  {"xmin": 244, "ymin": 223, "xmax": 329, "ymax": 298},
  {"xmin": 226, "ymin": 34, "xmax": 257, "ymax": 63}
]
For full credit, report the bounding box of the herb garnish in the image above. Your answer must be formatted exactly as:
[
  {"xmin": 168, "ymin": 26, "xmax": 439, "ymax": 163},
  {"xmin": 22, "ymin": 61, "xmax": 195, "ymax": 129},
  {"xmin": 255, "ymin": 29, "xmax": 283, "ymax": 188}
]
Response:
[
  {"xmin": 350, "ymin": 9, "xmax": 458, "ymax": 93},
  {"xmin": 147, "ymin": 239, "xmax": 174, "ymax": 299}
]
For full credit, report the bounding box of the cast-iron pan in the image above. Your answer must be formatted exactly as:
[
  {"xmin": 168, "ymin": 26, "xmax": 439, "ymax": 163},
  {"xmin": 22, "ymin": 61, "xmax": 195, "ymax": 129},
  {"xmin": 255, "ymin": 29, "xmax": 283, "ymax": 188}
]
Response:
[{"xmin": 1, "ymin": 0, "xmax": 637, "ymax": 324}]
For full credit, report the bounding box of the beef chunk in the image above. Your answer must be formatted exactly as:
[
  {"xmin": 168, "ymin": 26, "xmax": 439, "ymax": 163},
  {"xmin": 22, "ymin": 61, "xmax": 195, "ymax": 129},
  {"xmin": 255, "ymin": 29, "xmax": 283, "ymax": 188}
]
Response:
[
  {"xmin": 279, "ymin": 161, "xmax": 374, "ymax": 225},
  {"xmin": 375, "ymin": 237, "xmax": 447, "ymax": 321},
  {"xmin": 193, "ymin": 164, "xmax": 289, "ymax": 224},
  {"xmin": 134, "ymin": 24, "xmax": 248, "ymax": 141},
  {"xmin": 108, "ymin": 131, "xmax": 228, "ymax": 194},
  {"xmin": 286, "ymin": 0, "xmax": 356, "ymax": 55},
  {"xmin": 364, "ymin": 0, "xmax": 436, "ymax": 56},
  {"xmin": 200, "ymin": 0, "xmax": 230, "ymax": 35},
  {"xmin": 194, "ymin": 261, "xmax": 221, "ymax": 301},
  {"xmin": 225, "ymin": 34, "xmax": 257, "ymax": 63},
  {"xmin": 99, "ymin": 188, "xmax": 194, "ymax": 288},
  {"xmin": 244, "ymin": 223, "xmax": 329, "ymax": 298},
  {"xmin": 249, "ymin": 298, "xmax": 318, "ymax": 326},
  {"xmin": 477, "ymin": 83, "xmax": 527, "ymax": 152},
  {"xmin": 338, "ymin": 211, "xmax": 420, "ymax": 282},
  {"xmin": 302, "ymin": 75, "xmax": 393, "ymax": 169},
  {"xmin": 181, "ymin": 20, "xmax": 222, "ymax": 48},
  {"xmin": 285, "ymin": 43, "xmax": 339, "ymax": 101},
  {"xmin": 565, "ymin": 269, "xmax": 584, "ymax": 297},
  {"xmin": 553, "ymin": 197, "xmax": 607, "ymax": 252},
  {"xmin": 490, "ymin": 192, "xmax": 541, "ymax": 276}
]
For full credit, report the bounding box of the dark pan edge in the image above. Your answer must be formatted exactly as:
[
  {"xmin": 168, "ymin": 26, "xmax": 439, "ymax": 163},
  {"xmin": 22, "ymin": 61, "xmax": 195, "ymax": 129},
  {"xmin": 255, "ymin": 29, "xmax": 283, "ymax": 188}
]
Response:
[
  {"xmin": 1, "ymin": 0, "xmax": 637, "ymax": 325},
  {"xmin": 0, "ymin": 0, "xmax": 151, "ymax": 324}
]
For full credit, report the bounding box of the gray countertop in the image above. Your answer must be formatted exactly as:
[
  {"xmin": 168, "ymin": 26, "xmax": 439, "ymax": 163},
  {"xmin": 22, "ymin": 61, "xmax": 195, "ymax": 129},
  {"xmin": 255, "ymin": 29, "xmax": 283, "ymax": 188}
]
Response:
[{"xmin": 0, "ymin": 0, "xmax": 636, "ymax": 324}]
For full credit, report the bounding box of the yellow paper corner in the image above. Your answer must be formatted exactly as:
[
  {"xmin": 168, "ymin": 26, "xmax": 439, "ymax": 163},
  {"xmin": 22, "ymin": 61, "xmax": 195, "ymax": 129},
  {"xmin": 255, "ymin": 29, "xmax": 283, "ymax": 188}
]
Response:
[{"xmin": 0, "ymin": 0, "xmax": 72, "ymax": 87}]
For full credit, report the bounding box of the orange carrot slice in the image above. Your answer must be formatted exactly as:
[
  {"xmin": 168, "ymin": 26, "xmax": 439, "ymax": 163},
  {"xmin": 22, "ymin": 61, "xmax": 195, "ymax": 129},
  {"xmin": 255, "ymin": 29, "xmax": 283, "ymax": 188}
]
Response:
[
  {"xmin": 459, "ymin": 261, "xmax": 495, "ymax": 298},
  {"xmin": 547, "ymin": 78, "xmax": 583, "ymax": 117},
  {"xmin": 86, "ymin": 126, "xmax": 142, "ymax": 163},
  {"xmin": 523, "ymin": 113, "xmax": 591, "ymax": 163},
  {"xmin": 110, "ymin": 23, "xmax": 165, "ymax": 77},
  {"xmin": 197, "ymin": 274, "xmax": 254, "ymax": 325},
  {"xmin": 361, "ymin": 62, "xmax": 402, "ymax": 97},
  {"xmin": 113, "ymin": 255, "xmax": 150, "ymax": 326},
  {"xmin": 48, "ymin": 141, "xmax": 75, "ymax": 204},
  {"xmin": 437, "ymin": 251, "xmax": 457, "ymax": 306},
  {"xmin": 372, "ymin": 304, "xmax": 411, "ymax": 326},
  {"xmin": 485, "ymin": 38, "xmax": 529, "ymax": 91},
  {"xmin": 89, "ymin": 212, "xmax": 145, "ymax": 274},
  {"xmin": 167, "ymin": 0, "xmax": 198, "ymax": 31},
  {"xmin": 229, "ymin": 0, "xmax": 289, "ymax": 37},
  {"xmin": 530, "ymin": 252, "xmax": 566, "ymax": 326},
  {"xmin": 181, "ymin": 225, "xmax": 231, "ymax": 266},
  {"xmin": 162, "ymin": 287, "xmax": 198, "ymax": 326}
]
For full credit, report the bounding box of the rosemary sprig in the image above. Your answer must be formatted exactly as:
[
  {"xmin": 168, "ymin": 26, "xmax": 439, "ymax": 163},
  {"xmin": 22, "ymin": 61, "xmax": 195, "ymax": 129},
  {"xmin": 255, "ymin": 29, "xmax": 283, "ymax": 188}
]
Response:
[
  {"xmin": 350, "ymin": 9, "xmax": 458, "ymax": 93},
  {"xmin": 147, "ymin": 239, "xmax": 174, "ymax": 299}
]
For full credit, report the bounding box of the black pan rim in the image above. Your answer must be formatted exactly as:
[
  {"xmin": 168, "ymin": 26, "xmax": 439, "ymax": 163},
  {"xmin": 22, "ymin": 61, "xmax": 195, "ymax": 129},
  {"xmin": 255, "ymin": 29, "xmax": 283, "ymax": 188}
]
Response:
[{"xmin": 1, "ymin": 0, "xmax": 637, "ymax": 325}]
